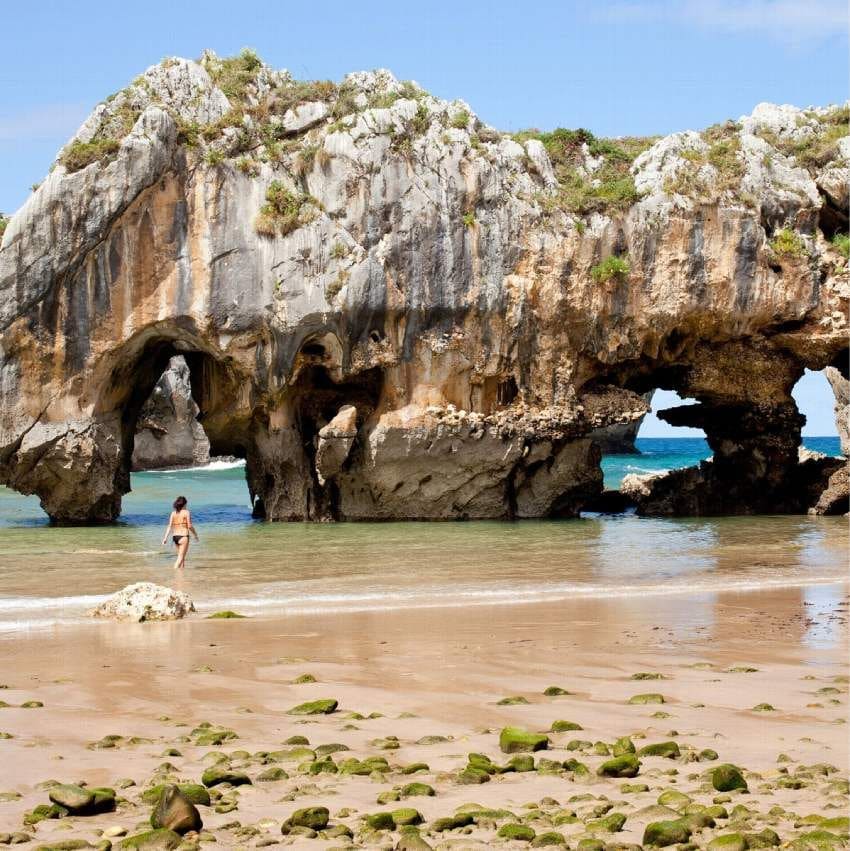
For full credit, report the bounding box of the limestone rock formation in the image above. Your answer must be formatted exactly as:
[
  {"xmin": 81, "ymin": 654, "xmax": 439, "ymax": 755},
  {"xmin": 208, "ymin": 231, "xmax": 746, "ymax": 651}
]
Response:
[
  {"xmin": 826, "ymin": 366, "xmax": 850, "ymax": 456},
  {"xmin": 90, "ymin": 583, "xmax": 195, "ymax": 621},
  {"xmin": 315, "ymin": 405, "xmax": 358, "ymax": 485},
  {"xmin": 0, "ymin": 50, "xmax": 846, "ymax": 522},
  {"xmin": 132, "ymin": 356, "xmax": 210, "ymax": 470}
]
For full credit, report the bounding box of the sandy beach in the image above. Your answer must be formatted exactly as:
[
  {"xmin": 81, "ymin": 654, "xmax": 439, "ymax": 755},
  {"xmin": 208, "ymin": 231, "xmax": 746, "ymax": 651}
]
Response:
[{"xmin": 0, "ymin": 584, "xmax": 847, "ymax": 849}]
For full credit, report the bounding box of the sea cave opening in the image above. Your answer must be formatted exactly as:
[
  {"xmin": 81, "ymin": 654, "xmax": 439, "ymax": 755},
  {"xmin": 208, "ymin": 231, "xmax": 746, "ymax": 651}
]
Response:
[
  {"xmin": 100, "ymin": 332, "xmax": 256, "ymax": 524},
  {"xmin": 596, "ymin": 388, "xmax": 708, "ymax": 498}
]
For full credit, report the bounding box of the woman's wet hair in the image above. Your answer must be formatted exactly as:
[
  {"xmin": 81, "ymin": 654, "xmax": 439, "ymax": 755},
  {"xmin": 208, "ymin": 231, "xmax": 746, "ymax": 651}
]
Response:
[{"xmin": 173, "ymin": 495, "xmax": 188, "ymax": 511}]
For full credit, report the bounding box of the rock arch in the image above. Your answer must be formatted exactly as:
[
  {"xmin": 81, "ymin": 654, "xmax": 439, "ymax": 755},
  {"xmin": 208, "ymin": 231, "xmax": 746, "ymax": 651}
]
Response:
[{"xmin": 0, "ymin": 55, "xmax": 845, "ymax": 523}]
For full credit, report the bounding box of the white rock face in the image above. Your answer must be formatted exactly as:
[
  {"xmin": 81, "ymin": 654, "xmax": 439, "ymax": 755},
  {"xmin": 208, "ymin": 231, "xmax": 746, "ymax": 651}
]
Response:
[
  {"xmin": 315, "ymin": 405, "xmax": 358, "ymax": 485},
  {"xmin": 90, "ymin": 583, "xmax": 196, "ymax": 622}
]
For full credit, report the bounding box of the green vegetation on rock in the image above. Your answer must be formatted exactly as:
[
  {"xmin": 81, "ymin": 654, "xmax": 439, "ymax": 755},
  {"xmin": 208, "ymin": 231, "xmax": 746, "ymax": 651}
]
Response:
[
  {"xmin": 205, "ymin": 610, "xmax": 246, "ymax": 619},
  {"xmin": 550, "ymin": 720, "xmax": 582, "ymax": 732},
  {"xmin": 591, "ymin": 255, "xmax": 630, "ymax": 283},
  {"xmin": 118, "ymin": 829, "xmax": 182, "ymax": 850},
  {"xmin": 498, "ymin": 823, "xmax": 536, "ymax": 841},
  {"xmin": 516, "ymin": 127, "xmax": 651, "ymax": 215},
  {"xmin": 286, "ymin": 697, "xmax": 338, "ymax": 715},
  {"xmin": 712, "ymin": 763, "xmax": 748, "ymax": 792},
  {"xmin": 597, "ymin": 753, "xmax": 641, "ymax": 778},
  {"xmin": 628, "ymin": 692, "xmax": 665, "ymax": 704},
  {"xmin": 255, "ymin": 180, "xmax": 318, "ymax": 238},
  {"xmin": 643, "ymin": 819, "xmax": 693, "ymax": 847},
  {"xmin": 769, "ymin": 228, "xmax": 806, "ymax": 258},
  {"xmin": 499, "ymin": 726, "xmax": 550, "ymax": 754},
  {"xmin": 638, "ymin": 741, "xmax": 681, "ymax": 758},
  {"xmin": 60, "ymin": 138, "xmax": 122, "ymax": 173}
]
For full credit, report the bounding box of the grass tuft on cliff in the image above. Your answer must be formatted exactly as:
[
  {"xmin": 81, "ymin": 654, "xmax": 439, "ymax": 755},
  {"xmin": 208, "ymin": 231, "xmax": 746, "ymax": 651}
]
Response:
[
  {"xmin": 516, "ymin": 127, "xmax": 653, "ymax": 215},
  {"xmin": 756, "ymin": 105, "xmax": 849, "ymax": 173},
  {"xmin": 60, "ymin": 138, "xmax": 122, "ymax": 173},
  {"xmin": 591, "ymin": 255, "xmax": 630, "ymax": 283},
  {"xmin": 0, "ymin": 215, "xmax": 7, "ymax": 240},
  {"xmin": 832, "ymin": 232, "xmax": 850, "ymax": 259},
  {"xmin": 769, "ymin": 228, "xmax": 807, "ymax": 258},
  {"xmin": 255, "ymin": 180, "xmax": 318, "ymax": 238}
]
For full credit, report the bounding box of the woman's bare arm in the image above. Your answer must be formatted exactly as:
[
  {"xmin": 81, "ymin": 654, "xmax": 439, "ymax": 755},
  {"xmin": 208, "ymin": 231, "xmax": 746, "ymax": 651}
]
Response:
[
  {"xmin": 187, "ymin": 511, "xmax": 199, "ymax": 540},
  {"xmin": 162, "ymin": 513, "xmax": 173, "ymax": 546}
]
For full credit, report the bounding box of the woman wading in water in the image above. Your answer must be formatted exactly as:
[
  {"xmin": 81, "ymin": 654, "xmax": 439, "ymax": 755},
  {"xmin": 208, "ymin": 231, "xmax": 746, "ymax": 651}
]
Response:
[{"xmin": 162, "ymin": 496, "xmax": 199, "ymax": 569}]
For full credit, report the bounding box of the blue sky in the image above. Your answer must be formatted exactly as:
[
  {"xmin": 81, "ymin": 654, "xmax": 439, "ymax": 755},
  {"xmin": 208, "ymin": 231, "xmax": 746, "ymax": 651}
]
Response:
[{"xmin": 0, "ymin": 0, "xmax": 844, "ymax": 435}]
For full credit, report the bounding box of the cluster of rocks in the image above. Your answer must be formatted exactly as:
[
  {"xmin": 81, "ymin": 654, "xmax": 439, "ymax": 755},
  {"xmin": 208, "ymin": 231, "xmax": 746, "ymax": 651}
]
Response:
[
  {"xmin": 10, "ymin": 682, "xmax": 849, "ymax": 850},
  {"xmin": 0, "ymin": 50, "xmax": 846, "ymax": 522}
]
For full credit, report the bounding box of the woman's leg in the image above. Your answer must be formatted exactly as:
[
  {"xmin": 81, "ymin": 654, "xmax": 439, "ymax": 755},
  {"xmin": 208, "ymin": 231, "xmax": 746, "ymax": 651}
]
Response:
[{"xmin": 175, "ymin": 538, "xmax": 190, "ymax": 569}]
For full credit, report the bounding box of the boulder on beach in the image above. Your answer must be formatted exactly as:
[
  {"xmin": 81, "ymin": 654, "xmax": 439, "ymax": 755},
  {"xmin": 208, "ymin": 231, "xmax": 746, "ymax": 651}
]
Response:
[{"xmin": 89, "ymin": 583, "xmax": 195, "ymax": 622}]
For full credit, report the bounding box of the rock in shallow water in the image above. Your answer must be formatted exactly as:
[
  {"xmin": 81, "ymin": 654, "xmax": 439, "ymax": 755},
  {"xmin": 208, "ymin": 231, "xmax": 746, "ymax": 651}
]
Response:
[{"xmin": 89, "ymin": 583, "xmax": 195, "ymax": 622}]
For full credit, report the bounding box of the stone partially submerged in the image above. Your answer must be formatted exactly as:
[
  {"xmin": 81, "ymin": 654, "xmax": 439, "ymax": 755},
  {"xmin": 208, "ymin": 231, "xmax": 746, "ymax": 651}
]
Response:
[
  {"xmin": 89, "ymin": 583, "xmax": 195, "ymax": 622},
  {"xmin": 0, "ymin": 52, "xmax": 846, "ymax": 523}
]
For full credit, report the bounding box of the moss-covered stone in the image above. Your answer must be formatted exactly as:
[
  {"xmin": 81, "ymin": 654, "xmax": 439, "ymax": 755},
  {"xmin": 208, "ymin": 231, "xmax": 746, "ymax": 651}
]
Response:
[
  {"xmin": 543, "ymin": 686, "xmax": 571, "ymax": 696},
  {"xmin": 531, "ymin": 832, "xmax": 566, "ymax": 847},
  {"xmin": 205, "ymin": 610, "xmax": 246, "ymax": 618},
  {"xmin": 457, "ymin": 766, "xmax": 491, "ymax": 785},
  {"xmin": 286, "ymin": 698, "xmax": 338, "ymax": 715},
  {"xmin": 751, "ymin": 703, "xmax": 776, "ymax": 712},
  {"xmin": 632, "ymin": 672, "xmax": 666, "ymax": 680},
  {"xmin": 628, "ymin": 693, "xmax": 665, "ymax": 704},
  {"xmin": 794, "ymin": 830, "xmax": 844, "ymax": 849},
  {"xmin": 592, "ymin": 741, "xmax": 611, "ymax": 755},
  {"xmin": 819, "ymin": 817, "xmax": 850, "ymax": 834},
  {"xmin": 401, "ymin": 782, "xmax": 435, "ymax": 797},
  {"xmin": 391, "ymin": 808, "xmax": 423, "ymax": 826},
  {"xmin": 256, "ymin": 766, "xmax": 289, "ymax": 782},
  {"xmin": 286, "ymin": 806, "xmax": 329, "ymax": 831},
  {"xmin": 118, "ymin": 829, "xmax": 182, "ymax": 850},
  {"xmin": 498, "ymin": 823, "xmax": 536, "ymax": 841},
  {"xmin": 707, "ymin": 833, "xmax": 748, "ymax": 851},
  {"xmin": 23, "ymin": 804, "xmax": 68, "ymax": 825},
  {"xmin": 269, "ymin": 746, "xmax": 315, "ymax": 762},
  {"xmin": 550, "ymin": 720, "xmax": 583, "ymax": 732},
  {"xmin": 597, "ymin": 754, "xmax": 640, "ymax": 778},
  {"xmin": 431, "ymin": 813, "xmax": 474, "ymax": 831},
  {"xmin": 141, "ymin": 784, "xmax": 210, "ymax": 806},
  {"xmin": 401, "ymin": 762, "xmax": 429, "ymax": 775},
  {"xmin": 567, "ymin": 739, "xmax": 592, "ymax": 751},
  {"xmin": 639, "ymin": 741, "xmax": 681, "ymax": 759},
  {"xmin": 657, "ymin": 789, "xmax": 691, "ymax": 809},
  {"xmin": 365, "ymin": 811, "xmax": 396, "ymax": 830},
  {"xmin": 744, "ymin": 828, "xmax": 780, "ymax": 848},
  {"xmin": 613, "ymin": 736, "xmax": 636, "ymax": 756},
  {"xmin": 712, "ymin": 764, "xmax": 748, "ymax": 792},
  {"xmin": 498, "ymin": 695, "xmax": 530, "ymax": 705},
  {"xmin": 700, "ymin": 748, "xmax": 720, "ymax": 761},
  {"xmin": 499, "ymin": 726, "xmax": 549, "ymax": 754},
  {"xmin": 396, "ymin": 827, "xmax": 434, "ymax": 850},
  {"xmin": 200, "ymin": 767, "xmax": 251, "ymax": 788},
  {"xmin": 506, "ymin": 754, "xmax": 536, "ymax": 772},
  {"xmin": 643, "ymin": 819, "xmax": 693, "ymax": 847},
  {"xmin": 587, "ymin": 812, "xmax": 627, "ymax": 833}
]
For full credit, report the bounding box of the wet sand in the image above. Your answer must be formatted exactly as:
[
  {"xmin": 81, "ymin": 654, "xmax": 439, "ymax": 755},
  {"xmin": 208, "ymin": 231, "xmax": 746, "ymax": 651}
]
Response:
[{"xmin": 0, "ymin": 585, "xmax": 847, "ymax": 848}]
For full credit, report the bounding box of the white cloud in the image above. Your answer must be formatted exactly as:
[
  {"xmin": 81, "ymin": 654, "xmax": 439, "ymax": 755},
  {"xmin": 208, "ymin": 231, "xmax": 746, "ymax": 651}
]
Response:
[
  {"xmin": 0, "ymin": 103, "xmax": 90, "ymax": 142},
  {"xmin": 596, "ymin": 0, "xmax": 847, "ymax": 45}
]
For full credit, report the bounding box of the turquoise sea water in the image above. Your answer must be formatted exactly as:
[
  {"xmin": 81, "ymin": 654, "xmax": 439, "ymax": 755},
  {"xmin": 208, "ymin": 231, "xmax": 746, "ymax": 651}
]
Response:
[
  {"xmin": 601, "ymin": 436, "xmax": 841, "ymax": 490},
  {"xmin": 0, "ymin": 437, "xmax": 844, "ymax": 633}
]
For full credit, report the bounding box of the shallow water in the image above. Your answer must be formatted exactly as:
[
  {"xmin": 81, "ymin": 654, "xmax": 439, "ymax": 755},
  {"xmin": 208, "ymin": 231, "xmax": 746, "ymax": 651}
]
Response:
[{"xmin": 0, "ymin": 438, "xmax": 845, "ymax": 632}]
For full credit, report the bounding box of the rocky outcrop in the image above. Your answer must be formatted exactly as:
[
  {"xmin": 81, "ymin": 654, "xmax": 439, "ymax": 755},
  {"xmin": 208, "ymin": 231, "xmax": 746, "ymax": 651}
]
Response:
[
  {"xmin": 826, "ymin": 366, "xmax": 850, "ymax": 456},
  {"xmin": 132, "ymin": 356, "xmax": 210, "ymax": 470},
  {"xmin": 89, "ymin": 583, "xmax": 195, "ymax": 621},
  {"xmin": 0, "ymin": 51, "xmax": 846, "ymax": 522},
  {"xmin": 590, "ymin": 391, "xmax": 654, "ymax": 453}
]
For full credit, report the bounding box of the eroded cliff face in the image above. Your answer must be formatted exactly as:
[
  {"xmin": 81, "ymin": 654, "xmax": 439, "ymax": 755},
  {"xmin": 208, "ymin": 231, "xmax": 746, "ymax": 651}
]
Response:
[
  {"xmin": 0, "ymin": 52, "xmax": 846, "ymax": 522},
  {"xmin": 131, "ymin": 356, "xmax": 210, "ymax": 470}
]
